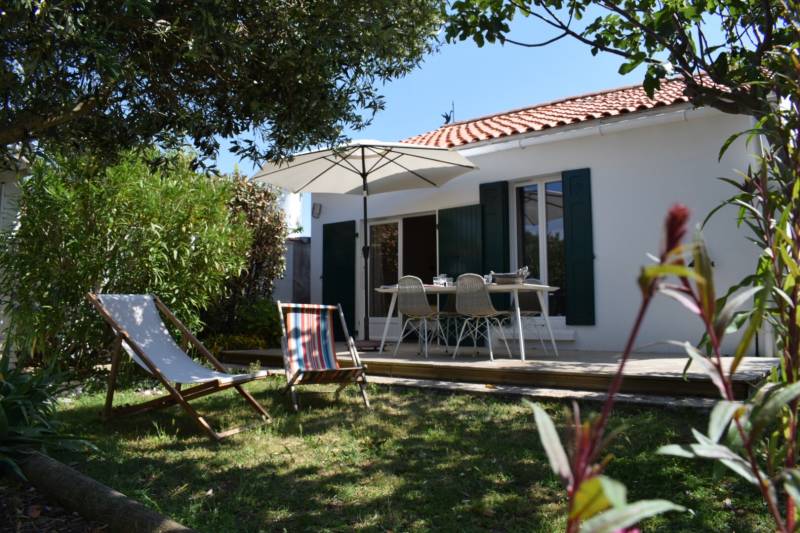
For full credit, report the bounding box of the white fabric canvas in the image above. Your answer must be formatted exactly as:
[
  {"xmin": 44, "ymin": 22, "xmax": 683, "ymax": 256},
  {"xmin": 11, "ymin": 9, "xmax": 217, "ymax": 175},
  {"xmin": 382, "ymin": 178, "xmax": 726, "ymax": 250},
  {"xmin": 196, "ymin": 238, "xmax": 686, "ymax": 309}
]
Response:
[
  {"xmin": 252, "ymin": 140, "xmax": 477, "ymax": 195},
  {"xmin": 97, "ymin": 294, "xmax": 267, "ymax": 385}
]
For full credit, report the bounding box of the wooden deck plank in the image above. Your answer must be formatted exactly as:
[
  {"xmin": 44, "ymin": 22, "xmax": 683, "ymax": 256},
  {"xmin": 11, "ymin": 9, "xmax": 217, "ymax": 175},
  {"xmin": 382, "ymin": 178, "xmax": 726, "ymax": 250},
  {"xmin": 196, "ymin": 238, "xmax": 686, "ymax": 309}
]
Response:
[{"xmin": 221, "ymin": 344, "xmax": 779, "ymax": 400}]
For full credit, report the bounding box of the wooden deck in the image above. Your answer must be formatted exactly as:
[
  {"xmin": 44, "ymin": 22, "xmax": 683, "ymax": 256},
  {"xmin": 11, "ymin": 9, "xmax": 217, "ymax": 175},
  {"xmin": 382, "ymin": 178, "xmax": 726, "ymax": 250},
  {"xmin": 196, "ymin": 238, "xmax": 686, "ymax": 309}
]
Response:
[{"xmin": 221, "ymin": 344, "xmax": 779, "ymax": 400}]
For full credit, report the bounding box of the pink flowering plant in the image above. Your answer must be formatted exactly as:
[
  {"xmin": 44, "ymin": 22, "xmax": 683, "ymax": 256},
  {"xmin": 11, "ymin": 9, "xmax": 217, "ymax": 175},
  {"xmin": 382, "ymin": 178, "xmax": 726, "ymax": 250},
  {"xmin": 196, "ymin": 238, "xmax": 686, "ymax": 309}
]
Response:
[
  {"xmin": 529, "ymin": 206, "xmax": 695, "ymax": 533},
  {"xmin": 534, "ymin": 201, "xmax": 800, "ymax": 532}
]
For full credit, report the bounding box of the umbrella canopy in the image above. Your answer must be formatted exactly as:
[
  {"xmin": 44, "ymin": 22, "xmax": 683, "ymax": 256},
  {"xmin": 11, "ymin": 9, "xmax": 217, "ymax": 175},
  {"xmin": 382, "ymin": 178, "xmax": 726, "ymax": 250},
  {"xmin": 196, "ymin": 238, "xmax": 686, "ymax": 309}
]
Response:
[
  {"xmin": 252, "ymin": 140, "xmax": 476, "ymax": 195},
  {"xmin": 253, "ymin": 139, "xmax": 477, "ymax": 342}
]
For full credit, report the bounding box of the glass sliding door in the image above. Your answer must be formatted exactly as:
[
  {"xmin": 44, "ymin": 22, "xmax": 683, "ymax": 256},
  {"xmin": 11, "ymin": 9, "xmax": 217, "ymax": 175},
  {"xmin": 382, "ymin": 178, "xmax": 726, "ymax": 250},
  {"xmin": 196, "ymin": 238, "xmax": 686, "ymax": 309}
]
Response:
[
  {"xmin": 544, "ymin": 182, "xmax": 566, "ymax": 315},
  {"xmin": 369, "ymin": 221, "xmax": 399, "ymax": 317},
  {"xmin": 515, "ymin": 178, "xmax": 566, "ymax": 316},
  {"xmin": 516, "ymin": 184, "xmax": 540, "ymax": 279}
]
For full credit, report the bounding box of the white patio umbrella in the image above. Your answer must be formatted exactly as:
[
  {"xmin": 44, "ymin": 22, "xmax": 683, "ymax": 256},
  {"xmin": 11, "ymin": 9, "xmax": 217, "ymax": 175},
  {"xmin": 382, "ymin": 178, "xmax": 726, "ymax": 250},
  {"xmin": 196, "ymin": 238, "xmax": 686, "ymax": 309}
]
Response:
[{"xmin": 253, "ymin": 140, "xmax": 477, "ymax": 342}]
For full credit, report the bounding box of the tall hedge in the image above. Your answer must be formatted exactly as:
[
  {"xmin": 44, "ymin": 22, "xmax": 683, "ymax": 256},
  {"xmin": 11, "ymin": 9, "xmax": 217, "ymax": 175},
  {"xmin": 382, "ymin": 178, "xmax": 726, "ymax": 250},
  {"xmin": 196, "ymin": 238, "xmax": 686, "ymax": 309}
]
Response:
[{"xmin": 0, "ymin": 150, "xmax": 251, "ymax": 370}]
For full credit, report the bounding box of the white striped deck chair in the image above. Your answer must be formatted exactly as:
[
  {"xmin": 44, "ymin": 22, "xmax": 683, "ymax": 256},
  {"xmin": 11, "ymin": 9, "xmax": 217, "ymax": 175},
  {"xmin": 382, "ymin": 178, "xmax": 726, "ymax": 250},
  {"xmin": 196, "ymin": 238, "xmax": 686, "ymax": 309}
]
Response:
[{"xmin": 88, "ymin": 293, "xmax": 271, "ymax": 441}]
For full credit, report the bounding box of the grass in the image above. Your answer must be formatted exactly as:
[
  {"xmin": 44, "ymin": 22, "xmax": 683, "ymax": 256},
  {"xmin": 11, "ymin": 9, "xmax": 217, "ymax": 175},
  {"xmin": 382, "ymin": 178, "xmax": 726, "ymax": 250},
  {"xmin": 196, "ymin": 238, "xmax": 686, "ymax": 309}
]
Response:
[{"xmin": 55, "ymin": 377, "xmax": 772, "ymax": 532}]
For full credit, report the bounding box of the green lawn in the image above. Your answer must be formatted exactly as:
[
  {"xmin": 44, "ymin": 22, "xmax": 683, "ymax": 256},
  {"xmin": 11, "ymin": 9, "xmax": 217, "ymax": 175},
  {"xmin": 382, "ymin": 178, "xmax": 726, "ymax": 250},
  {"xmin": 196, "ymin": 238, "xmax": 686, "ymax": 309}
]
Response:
[{"xmin": 56, "ymin": 378, "xmax": 771, "ymax": 532}]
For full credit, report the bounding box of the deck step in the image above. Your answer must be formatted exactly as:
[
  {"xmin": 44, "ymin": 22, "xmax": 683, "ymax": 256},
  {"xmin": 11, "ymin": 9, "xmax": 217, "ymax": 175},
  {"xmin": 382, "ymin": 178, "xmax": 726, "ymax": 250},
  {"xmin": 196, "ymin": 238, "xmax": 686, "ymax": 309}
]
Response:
[{"xmin": 220, "ymin": 347, "xmax": 778, "ymax": 401}]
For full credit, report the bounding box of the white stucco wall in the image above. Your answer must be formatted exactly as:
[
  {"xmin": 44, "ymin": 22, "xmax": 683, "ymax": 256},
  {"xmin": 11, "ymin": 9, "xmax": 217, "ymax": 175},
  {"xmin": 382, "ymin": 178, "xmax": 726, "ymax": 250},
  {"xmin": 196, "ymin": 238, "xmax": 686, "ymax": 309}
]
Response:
[
  {"xmin": 0, "ymin": 170, "xmax": 21, "ymax": 347},
  {"xmin": 309, "ymin": 105, "xmax": 759, "ymax": 355}
]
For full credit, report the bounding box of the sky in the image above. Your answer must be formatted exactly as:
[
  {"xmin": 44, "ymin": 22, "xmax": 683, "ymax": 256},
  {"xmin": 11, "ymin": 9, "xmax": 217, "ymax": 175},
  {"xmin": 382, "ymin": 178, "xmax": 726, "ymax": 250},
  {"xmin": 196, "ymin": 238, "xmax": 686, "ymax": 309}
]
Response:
[{"xmin": 214, "ymin": 16, "xmax": 653, "ymax": 236}]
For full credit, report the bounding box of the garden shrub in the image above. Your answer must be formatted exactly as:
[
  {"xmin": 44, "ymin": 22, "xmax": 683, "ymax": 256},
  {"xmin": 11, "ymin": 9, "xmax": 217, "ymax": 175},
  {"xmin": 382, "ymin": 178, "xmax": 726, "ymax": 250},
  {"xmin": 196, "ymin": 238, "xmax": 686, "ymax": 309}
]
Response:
[
  {"xmin": 202, "ymin": 298, "xmax": 283, "ymax": 351},
  {"xmin": 201, "ymin": 177, "xmax": 287, "ymax": 349},
  {"xmin": 203, "ymin": 333, "xmax": 269, "ymax": 356},
  {"xmin": 0, "ymin": 357, "xmax": 93, "ymax": 478},
  {"xmin": 0, "ymin": 150, "xmax": 251, "ymax": 371}
]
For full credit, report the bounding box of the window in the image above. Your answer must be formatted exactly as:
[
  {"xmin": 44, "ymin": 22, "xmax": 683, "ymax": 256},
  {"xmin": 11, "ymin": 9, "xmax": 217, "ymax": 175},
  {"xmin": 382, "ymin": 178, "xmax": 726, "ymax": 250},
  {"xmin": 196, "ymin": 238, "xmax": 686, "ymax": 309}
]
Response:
[
  {"xmin": 516, "ymin": 179, "xmax": 566, "ymax": 315},
  {"xmin": 369, "ymin": 221, "xmax": 399, "ymax": 316}
]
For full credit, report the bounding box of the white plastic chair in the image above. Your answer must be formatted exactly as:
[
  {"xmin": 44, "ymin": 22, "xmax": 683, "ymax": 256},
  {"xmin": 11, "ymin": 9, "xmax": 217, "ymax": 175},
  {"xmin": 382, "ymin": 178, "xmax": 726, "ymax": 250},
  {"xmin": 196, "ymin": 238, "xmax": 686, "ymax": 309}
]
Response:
[
  {"xmin": 393, "ymin": 276, "xmax": 448, "ymax": 358},
  {"xmin": 453, "ymin": 274, "xmax": 512, "ymax": 360}
]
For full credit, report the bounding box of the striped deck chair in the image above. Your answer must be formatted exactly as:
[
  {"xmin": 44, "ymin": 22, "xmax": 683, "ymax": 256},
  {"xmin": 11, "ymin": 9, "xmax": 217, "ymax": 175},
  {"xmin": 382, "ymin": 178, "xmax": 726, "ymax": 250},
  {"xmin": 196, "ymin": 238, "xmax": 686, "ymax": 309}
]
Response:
[
  {"xmin": 87, "ymin": 293, "xmax": 272, "ymax": 441},
  {"xmin": 277, "ymin": 302, "xmax": 369, "ymax": 412}
]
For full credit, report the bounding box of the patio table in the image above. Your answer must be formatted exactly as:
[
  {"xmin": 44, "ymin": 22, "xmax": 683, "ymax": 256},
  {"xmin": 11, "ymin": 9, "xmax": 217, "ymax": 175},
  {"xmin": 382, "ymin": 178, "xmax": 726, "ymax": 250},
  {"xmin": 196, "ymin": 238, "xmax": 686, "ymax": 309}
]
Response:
[{"xmin": 374, "ymin": 282, "xmax": 559, "ymax": 360}]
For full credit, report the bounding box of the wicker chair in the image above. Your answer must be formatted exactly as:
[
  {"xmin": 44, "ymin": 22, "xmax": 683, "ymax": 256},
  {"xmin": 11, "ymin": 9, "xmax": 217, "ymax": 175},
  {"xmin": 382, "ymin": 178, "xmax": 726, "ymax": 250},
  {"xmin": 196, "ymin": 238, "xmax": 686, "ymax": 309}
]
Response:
[
  {"xmin": 393, "ymin": 275, "xmax": 448, "ymax": 358},
  {"xmin": 453, "ymin": 274, "xmax": 512, "ymax": 360}
]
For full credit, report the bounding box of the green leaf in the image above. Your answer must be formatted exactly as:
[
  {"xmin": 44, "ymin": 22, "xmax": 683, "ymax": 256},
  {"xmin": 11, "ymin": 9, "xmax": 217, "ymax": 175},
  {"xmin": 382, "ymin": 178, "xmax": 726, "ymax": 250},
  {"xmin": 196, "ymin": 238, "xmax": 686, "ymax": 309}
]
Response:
[
  {"xmin": 658, "ymin": 444, "xmax": 696, "ymax": 458},
  {"xmin": 0, "ymin": 404, "xmax": 7, "ymax": 438},
  {"xmin": 783, "ymin": 470, "xmax": 800, "ymax": 507},
  {"xmin": 580, "ymin": 499, "xmax": 685, "ymax": 533},
  {"xmin": 529, "ymin": 402, "xmax": 572, "ymax": 483},
  {"xmin": 707, "ymin": 401, "xmax": 742, "ymax": 443},
  {"xmin": 713, "ymin": 286, "xmax": 762, "ymax": 342},
  {"xmin": 730, "ymin": 279, "xmax": 769, "ymax": 375},
  {"xmin": 749, "ymin": 382, "xmax": 800, "ymax": 442},
  {"xmin": 682, "ymin": 342, "xmax": 727, "ymax": 397},
  {"xmin": 570, "ymin": 476, "xmax": 611, "ymax": 521},
  {"xmin": 692, "ymin": 239, "xmax": 716, "ymax": 320},
  {"xmin": 598, "ymin": 476, "xmax": 627, "ymax": 508},
  {"xmin": 659, "ymin": 287, "xmax": 701, "ymax": 315}
]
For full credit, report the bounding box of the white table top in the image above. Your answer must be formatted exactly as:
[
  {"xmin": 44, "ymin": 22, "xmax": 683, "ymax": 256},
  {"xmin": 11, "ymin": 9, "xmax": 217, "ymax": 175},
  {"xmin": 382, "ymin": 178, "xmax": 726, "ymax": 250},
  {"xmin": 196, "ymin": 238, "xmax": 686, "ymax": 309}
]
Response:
[{"xmin": 375, "ymin": 282, "xmax": 558, "ymax": 294}]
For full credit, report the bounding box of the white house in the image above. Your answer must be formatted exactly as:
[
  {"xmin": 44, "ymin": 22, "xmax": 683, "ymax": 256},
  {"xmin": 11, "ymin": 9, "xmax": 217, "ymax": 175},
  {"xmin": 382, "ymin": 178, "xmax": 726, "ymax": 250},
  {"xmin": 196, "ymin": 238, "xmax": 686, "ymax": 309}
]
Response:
[{"xmin": 307, "ymin": 78, "xmax": 760, "ymax": 356}]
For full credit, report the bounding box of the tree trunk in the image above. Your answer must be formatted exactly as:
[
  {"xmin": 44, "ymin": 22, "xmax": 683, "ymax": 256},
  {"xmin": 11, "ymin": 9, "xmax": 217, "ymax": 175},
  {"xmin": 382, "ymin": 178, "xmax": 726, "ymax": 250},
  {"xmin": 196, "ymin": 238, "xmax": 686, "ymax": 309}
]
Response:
[{"xmin": 20, "ymin": 452, "xmax": 194, "ymax": 533}]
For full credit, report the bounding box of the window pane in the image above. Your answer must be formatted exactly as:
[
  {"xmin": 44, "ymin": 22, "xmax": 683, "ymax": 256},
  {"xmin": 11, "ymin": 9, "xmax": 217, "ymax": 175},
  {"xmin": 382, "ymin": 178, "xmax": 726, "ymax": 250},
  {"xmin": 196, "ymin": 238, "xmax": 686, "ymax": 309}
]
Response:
[
  {"xmin": 369, "ymin": 223, "xmax": 398, "ymax": 316},
  {"xmin": 516, "ymin": 184, "xmax": 540, "ymax": 277},
  {"xmin": 545, "ymin": 181, "xmax": 566, "ymax": 316}
]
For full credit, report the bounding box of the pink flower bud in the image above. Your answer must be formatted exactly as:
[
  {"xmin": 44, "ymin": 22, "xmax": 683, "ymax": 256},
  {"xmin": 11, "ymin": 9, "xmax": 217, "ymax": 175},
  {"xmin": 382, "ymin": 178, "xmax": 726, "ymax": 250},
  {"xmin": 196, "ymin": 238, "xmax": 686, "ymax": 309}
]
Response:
[{"xmin": 663, "ymin": 204, "xmax": 690, "ymax": 257}]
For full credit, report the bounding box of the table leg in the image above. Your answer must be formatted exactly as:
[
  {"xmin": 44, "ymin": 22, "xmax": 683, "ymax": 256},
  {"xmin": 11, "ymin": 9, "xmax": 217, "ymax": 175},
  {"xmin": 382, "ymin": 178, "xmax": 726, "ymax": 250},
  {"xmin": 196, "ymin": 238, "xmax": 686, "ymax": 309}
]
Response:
[
  {"xmin": 536, "ymin": 291, "xmax": 559, "ymax": 357},
  {"xmin": 379, "ymin": 293, "xmax": 397, "ymax": 354},
  {"xmin": 512, "ymin": 289, "xmax": 525, "ymax": 361}
]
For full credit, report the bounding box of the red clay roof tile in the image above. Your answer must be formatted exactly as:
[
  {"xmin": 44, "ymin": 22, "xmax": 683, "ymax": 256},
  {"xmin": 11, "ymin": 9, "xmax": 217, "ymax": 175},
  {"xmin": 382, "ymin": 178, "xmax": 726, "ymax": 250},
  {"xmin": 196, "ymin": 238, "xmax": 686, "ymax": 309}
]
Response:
[{"xmin": 403, "ymin": 77, "xmax": 698, "ymax": 148}]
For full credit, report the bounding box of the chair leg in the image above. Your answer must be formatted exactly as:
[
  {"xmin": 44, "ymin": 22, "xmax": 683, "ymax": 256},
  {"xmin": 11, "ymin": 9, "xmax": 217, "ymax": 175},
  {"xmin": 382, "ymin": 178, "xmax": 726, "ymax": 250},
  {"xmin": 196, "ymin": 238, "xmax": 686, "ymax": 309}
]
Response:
[
  {"xmin": 234, "ymin": 384, "xmax": 271, "ymax": 422},
  {"xmin": 472, "ymin": 320, "xmax": 479, "ymax": 357},
  {"xmin": 494, "ymin": 318, "xmax": 513, "ymax": 358},
  {"xmin": 537, "ymin": 319, "xmax": 548, "ymax": 354},
  {"xmin": 288, "ymin": 385, "xmax": 300, "ymax": 412},
  {"xmin": 393, "ymin": 318, "xmax": 412, "ymax": 356},
  {"xmin": 103, "ymin": 336, "xmax": 123, "ymax": 421},
  {"xmin": 334, "ymin": 381, "xmax": 349, "ymax": 399},
  {"xmin": 453, "ymin": 318, "xmax": 470, "ymax": 358},
  {"xmin": 486, "ymin": 318, "xmax": 494, "ymax": 361},
  {"xmin": 422, "ymin": 319, "xmax": 429, "ymax": 359},
  {"xmin": 168, "ymin": 389, "xmax": 222, "ymax": 441},
  {"xmin": 358, "ymin": 378, "xmax": 371, "ymax": 409},
  {"xmin": 437, "ymin": 318, "xmax": 450, "ymax": 354}
]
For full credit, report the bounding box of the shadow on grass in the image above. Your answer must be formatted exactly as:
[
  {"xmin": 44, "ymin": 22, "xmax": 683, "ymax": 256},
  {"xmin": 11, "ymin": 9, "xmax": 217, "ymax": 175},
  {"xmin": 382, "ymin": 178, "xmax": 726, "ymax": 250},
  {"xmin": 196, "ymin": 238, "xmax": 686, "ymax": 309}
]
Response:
[{"xmin": 56, "ymin": 378, "xmax": 771, "ymax": 533}]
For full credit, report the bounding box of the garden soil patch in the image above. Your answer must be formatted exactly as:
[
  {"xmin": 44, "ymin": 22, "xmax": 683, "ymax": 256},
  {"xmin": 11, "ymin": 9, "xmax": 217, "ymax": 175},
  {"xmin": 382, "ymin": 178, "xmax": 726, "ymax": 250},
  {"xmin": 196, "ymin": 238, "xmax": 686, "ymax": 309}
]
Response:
[{"xmin": 0, "ymin": 478, "xmax": 108, "ymax": 533}]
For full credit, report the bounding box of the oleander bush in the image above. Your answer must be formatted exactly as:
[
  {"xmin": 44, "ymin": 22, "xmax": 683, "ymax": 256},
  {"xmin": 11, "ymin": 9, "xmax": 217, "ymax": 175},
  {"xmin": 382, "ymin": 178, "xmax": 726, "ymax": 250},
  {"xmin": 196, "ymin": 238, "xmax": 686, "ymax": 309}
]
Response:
[
  {"xmin": 0, "ymin": 149, "xmax": 251, "ymax": 371},
  {"xmin": 201, "ymin": 177, "xmax": 288, "ymax": 352}
]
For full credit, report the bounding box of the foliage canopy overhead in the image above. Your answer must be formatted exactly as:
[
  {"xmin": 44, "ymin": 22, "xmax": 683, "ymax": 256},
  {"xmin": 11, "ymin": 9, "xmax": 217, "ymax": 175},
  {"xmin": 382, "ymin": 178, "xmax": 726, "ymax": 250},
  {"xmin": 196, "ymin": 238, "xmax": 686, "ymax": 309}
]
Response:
[
  {"xmin": 0, "ymin": 0, "xmax": 444, "ymax": 168},
  {"xmin": 446, "ymin": 0, "xmax": 797, "ymax": 119}
]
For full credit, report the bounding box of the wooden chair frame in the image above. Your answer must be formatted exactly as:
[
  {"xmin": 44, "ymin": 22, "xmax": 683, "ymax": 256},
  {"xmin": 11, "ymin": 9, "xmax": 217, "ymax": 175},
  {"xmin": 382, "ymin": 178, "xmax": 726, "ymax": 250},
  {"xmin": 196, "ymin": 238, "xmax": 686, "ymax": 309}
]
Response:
[
  {"xmin": 87, "ymin": 293, "xmax": 272, "ymax": 442},
  {"xmin": 277, "ymin": 301, "xmax": 370, "ymax": 412}
]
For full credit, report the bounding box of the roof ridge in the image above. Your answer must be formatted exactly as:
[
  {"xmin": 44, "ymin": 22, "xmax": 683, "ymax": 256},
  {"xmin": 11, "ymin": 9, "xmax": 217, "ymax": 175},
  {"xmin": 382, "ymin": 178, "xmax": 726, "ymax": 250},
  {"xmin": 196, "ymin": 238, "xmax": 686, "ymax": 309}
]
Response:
[{"xmin": 443, "ymin": 76, "xmax": 686, "ymax": 128}]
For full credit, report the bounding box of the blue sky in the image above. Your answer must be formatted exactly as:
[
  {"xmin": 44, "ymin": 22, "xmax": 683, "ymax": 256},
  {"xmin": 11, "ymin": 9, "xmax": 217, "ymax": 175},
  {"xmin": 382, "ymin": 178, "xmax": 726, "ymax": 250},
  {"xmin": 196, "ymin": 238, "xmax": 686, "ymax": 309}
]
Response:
[{"xmin": 214, "ymin": 16, "xmax": 654, "ymax": 235}]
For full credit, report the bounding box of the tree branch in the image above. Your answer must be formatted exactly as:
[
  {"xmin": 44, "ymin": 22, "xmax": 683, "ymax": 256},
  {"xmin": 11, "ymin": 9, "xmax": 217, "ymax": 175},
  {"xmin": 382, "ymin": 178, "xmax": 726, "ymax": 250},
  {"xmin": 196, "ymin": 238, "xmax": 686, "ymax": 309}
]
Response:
[
  {"xmin": 505, "ymin": 32, "xmax": 569, "ymax": 47},
  {"xmin": 0, "ymin": 94, "xmax": 106, "ymax": 146}
]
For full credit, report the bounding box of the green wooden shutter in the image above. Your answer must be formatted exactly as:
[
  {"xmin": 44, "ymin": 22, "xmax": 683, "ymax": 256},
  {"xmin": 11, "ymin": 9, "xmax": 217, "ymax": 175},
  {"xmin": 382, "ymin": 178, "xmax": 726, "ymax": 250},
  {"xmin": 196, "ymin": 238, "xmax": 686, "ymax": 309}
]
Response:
[
  {"xmin": 562, "ymin": 168, "xmax": 595, "ymax": 325},
  {"xmin": 480, "ymin": 181, "xmax": 509, "ymax": 273},
  {"xmin": 438, "ymin": 204, "xmax": 482, "ymax": 345},
  {"xmin": 480, "ymin": 181, "xmax": 510, "ymax": 309},
  {"xmin": 322, "ymin": 220, "xmax": 356, "ymax": 340},
  {"xmin": 438, "ymin": 204, "xmax": 482, "ymax": 277}
]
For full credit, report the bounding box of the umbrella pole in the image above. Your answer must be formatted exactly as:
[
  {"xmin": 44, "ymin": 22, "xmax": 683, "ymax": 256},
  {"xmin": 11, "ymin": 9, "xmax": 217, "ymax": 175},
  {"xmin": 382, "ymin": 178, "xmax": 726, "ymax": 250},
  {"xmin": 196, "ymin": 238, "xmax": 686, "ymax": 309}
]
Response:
[{"xmin": 361, "ymin": 173, "xmax": 370, "ymax": 341}]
